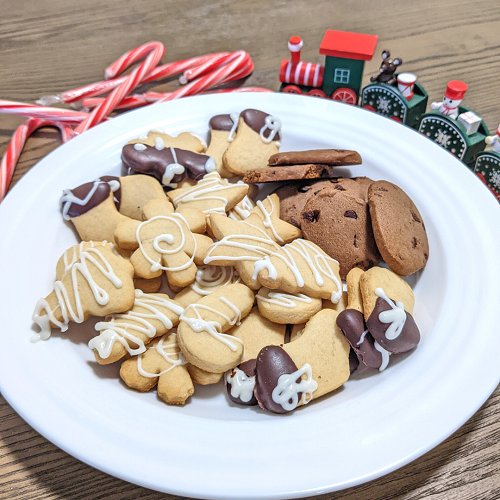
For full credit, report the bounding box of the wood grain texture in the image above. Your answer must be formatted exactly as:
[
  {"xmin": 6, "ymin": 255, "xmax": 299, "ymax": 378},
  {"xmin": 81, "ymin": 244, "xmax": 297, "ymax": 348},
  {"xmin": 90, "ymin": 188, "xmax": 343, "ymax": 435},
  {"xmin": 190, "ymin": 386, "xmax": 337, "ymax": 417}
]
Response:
[{"xmin": 1, "ymin": 0, "xmax": 499, "ymax": 498}]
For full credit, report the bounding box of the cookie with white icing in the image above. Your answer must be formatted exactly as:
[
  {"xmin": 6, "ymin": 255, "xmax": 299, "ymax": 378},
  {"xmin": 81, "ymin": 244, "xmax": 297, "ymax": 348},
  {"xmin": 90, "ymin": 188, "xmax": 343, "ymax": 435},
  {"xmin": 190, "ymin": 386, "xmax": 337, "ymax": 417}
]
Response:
[
  {"xmin": 254, "ymin": 308, "xmax": 350, "ymax": 414},
  {"xmin": 120, "ymin": 330, "xmax": 195, "ymax": 405},
  {"xmin": 114, "ymin": 198, "xmax": 212, "ymax": 287},
  {"xmin": 256, "ymin": 288, "xmax": 322, "ymax": 324},
  {"xmin": 176, "ymin": 284, "xmax": 254, "ymax": 373},
  {"xmin": 127, "ymin": 130, "xmax": 205, "ymax": 153},
  {"xmin": 222, "ymin": 109, "xmax": 281, "ymax": 176},
  {"xmin": 89, "ymin": 290, "xmax": 184, "ymax": 365},
  {"xmin": 32, "ymin": 245, "xmax": 135, "ymax": 343},
  {"xmin": 205, "ymin": 114, "xmax": 239, "ymax": 178}
]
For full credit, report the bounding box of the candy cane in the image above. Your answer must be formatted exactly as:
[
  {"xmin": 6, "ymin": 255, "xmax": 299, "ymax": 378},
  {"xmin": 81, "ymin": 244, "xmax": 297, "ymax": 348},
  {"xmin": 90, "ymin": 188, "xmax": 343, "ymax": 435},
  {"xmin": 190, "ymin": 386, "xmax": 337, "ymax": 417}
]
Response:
[
  {"xmin": 74, "ymin": 41, "xmax": 165, "ymax": 135},
  {"xmin": 0, "ymin": 118, "xmax": 73, "ymax": 202},
  {"xmin": 179, "ymin": 53, "xmax": 234, "ymax": 84},
  {"xmin": 0, "ymin": 100, "xmax": 90, "ymax": 122},
  {"xmin": 37, "ymin": 53, "xmax": 232, "ymax": 105}
]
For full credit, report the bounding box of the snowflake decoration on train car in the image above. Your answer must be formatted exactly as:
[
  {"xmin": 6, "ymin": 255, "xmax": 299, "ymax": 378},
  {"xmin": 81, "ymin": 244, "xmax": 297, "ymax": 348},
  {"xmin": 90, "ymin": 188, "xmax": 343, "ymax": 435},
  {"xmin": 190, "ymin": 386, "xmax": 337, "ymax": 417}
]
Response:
[
  {"xmin": 435, "ymin": 129, "xmax": 452, "ymax": 148},
  {"xmin": 377, "ymin": 96, "xmax": 392, "ymax": 113},
  {"xmin": 490, "ymin": 170, "xmax": 500, "ymax": 190}
]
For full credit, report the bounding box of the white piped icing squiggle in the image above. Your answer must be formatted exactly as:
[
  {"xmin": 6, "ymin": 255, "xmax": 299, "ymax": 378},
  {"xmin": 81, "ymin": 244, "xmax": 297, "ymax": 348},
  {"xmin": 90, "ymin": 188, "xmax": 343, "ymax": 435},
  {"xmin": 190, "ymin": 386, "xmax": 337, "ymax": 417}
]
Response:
[
  {"xmin": 89, "ymin": 290, "xmax": 184, "ymax": 359},
  {"xmin": 272, "ymin": 363, "xmax": 318, "ymax": 411},
  {"xmin": 375, "ymin": 287, "xmax": 407, "ymax": 340},
  {"xmin": 255, "ymin": 196, "xmax": 284, "ymax": 243},
  {"xmin": 226, "ymin": 367, "xmax": 255, "ymax": 403},
  {"xmin": 256, "ymin": 291, "xmax": 312, "ymax": 308},
  {"xmin": 32, "ymin": 247, "xmax": 123, "ymax": 343},
  {"xmin": 259, "ymin": 116, "xmax": 282, "ymax": 144},
  {"xmin": 179, "ymin": 297, "xmax": 243, "ymax": 351},
  {"xmin": 190, "ymin": 265, "xmax": 240, "ymax": 296}
]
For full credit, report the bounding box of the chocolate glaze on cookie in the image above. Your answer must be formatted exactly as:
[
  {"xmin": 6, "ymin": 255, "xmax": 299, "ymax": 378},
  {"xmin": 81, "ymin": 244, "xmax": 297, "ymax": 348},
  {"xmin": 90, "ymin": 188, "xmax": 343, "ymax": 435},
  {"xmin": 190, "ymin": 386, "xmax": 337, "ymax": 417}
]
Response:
[
  {"xmin": 367, "ymin": 296, "xmax": 420, "ymax": 354},
  {"xmin": 122, "ymin": 144, "xmax": 216, "ymax": 188},
  {"xmin": 240, "ymin": 109, "xmax": 281, "ymax": 141},
  {"xmin": 337, "ymin": 309, "xmax": 383, "ymax": 370},
  {"xmin": 61, "ymin": 180, "xmax": 110, "ymax": 219},
  {"xmin": 349, "ymin": 348, "xmax": 360, "ymax": 374},
  {"xmin": 99, "ymin": 175, "xmax": 121, "ymax": 209},
  {"xmin": 209, "ymin": 114, "xmax": 236, "ymax": 132},
  {"xmin": 254, "ymin": 345, "xmax": 299, "ymax": 414},
  {"xmin": 226, "ymin": 359, "xmax": 258, "ymax": 406}
]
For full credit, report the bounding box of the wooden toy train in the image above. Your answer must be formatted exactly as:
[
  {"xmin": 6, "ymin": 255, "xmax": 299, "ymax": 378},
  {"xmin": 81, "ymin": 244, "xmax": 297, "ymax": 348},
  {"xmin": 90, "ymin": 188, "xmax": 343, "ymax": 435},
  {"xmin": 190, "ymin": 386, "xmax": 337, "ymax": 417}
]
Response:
[{"xmin": 278, "ymin": 30, "xmax": 500, "ymax": 201}]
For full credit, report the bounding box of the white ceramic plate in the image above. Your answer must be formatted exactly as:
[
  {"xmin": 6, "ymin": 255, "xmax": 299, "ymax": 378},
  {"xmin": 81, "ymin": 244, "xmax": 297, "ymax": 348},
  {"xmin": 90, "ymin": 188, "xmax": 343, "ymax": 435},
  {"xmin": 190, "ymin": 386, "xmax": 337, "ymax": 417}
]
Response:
[{"xmin": 1, "ymin": 93, "xmax": 499, "ymax": 499}]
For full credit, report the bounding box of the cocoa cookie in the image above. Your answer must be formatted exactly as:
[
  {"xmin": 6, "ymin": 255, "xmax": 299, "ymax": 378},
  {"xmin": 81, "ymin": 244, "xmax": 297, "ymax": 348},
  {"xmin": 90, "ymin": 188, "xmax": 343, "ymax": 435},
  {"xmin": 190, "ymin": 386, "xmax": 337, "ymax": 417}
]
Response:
[
  {"xmin": 243, "ymin": 164, "xmax": 350, "ymax": 184},
  {"xmin": 300, "ymin": 188, "xmax": 381, "ymax": 279},
  {"xmin": 268, "ymin": 149, "xmax": 362, "ymax": 166},
  {"xmin": 368, "ymin": 181, "xmax": 429, "ymax": 276}
]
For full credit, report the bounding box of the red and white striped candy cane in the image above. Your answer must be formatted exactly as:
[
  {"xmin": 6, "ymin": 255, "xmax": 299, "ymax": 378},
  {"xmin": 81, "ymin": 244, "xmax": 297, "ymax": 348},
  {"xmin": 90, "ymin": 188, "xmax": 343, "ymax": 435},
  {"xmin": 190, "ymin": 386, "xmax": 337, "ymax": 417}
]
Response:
[
  {"xmin": 37, "ymin": 52, "xmax": 231, "ymax": 105},
  {"xmin": 0, "ymin": 118, "xmax": 73, "ymax": 202},
  {"xmin": 158, "ymin": 51, "xmax": 253, "ymax": 102},
  {"xmin": 80, "ymin": 94, "xmax": 149, "ymax": 111},
  {"xmin": 0, "ymin": 100, "xmax": 90, "ymax": 123},
  {"xmin": 179, "ymin": 53, "xmax": 234, "ymax": 84},
  {"xmin": 74, "ymin": 41, "xmax": 165, "ymax": 135}
]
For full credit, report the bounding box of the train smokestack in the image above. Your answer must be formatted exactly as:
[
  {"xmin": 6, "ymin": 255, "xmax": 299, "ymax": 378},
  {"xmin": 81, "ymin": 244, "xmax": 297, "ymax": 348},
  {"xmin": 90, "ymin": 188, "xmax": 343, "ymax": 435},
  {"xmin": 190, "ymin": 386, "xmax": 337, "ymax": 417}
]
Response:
[{"xmin": 288, "ymin": 36, "xmax": 303, "ymax": 65}]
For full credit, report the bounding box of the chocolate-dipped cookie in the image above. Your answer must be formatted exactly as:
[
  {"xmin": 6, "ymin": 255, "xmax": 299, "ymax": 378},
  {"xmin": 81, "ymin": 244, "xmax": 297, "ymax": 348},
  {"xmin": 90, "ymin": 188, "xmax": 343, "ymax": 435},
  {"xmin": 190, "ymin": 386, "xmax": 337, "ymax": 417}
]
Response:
[
  {"xmin": 226, "ymin": 359, "xmax": 258, "ymax": 406},
  {"xmin": 205, "ymin": 114, "xmax": 239, "ymax": 178}
]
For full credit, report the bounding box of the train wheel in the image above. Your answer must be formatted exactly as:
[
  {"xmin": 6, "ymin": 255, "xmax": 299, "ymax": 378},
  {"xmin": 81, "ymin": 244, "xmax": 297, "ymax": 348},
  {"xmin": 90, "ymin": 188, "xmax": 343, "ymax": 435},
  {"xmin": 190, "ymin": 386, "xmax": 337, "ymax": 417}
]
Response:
[
  {"xmin": 362, "ymin": 105, "xmax": 375, "ymax": 112},
  {"xmin": 307, "ymin": 89, "xmax": 326, "ymax": 98},
  {"xmin": 332, "ymin": 88, "xmax": 357, "ymax": 105},
  {"xmin": 282, "ymin": 85, "xmax": 302, "ymax": 94}
]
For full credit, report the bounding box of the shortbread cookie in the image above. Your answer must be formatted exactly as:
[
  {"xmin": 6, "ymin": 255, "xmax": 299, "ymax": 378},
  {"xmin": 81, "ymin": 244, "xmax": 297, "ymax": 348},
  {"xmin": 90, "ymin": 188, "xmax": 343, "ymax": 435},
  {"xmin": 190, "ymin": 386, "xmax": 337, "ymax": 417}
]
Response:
[
  {"xmin": 127, "ymin": 130, "xmax": 205, "ymax": 153},
  {"xmin": 120, "ymin": 331, "xmax": 194, "ymax": 405},
  {"xmin": 89, "ymin": 290, "xmax": 184, "ymax": 364},
  {"xmin": 32, "ymin": 245, "xmax": 135, "ymax": 342},
  {"xmin": 114, "ymin": 199, "xmax": 212, "ymax": 286},
  {"xmin": 256, "ymin": 288, "xmax": 322, "ymax": 324},
  {"xmin": 254, "ymin": 309, "xmax": 350, "ymax": 413},
  {"xmin": 268, "ymin": 149, "xmax": 362, "ymax": 166},
  {"xmin": 167, "ymin": 172, "xmax": 248, "ymax": 216},
  {"xmin": 205, "ymin": 114, "xmax": 238, "ymax": 178},
  {"xmin": 360, "ymin": 267, "xmax": 420, "ymax": 354},
  {"xmin": 345, "ymin": 268, "xmax": 365, "ymax": 313},
  {"xmin": 206, "ymin": 214, "xmax": 343, "ymax": 302},
  {"xmin": 222, "ymin": 109, "xmax": 281, "ymax": 175},
  {"xmin": 368, "ymin": 181, "xmax": 429, "ymax": 276},
  {"xmin": 98, "ymin": 174, "xmax": 169, "ymax": 220},
  {"xmin": 122, "ymin": 144, "xmax": 216, "ymax": 189},
  {"xmin": 187, "ymin": 364, "xmax": 224, "ymax": 385},
  {"xmin": 176, "ymin": 284, "xmax": 254, "ymax": 373},
  {"xmin": 246, "ymin": 194, "xmax": 302, "ymax": 244},
  {"xmin": 300, "ymin": 188, "xmax": 381, "ymax": 279},
  {"xmin": 174, "ymin": 265, "xmax": 240, "ymax": 308},
  {"xmin": 133, "ymin": 276, "xmax": 163, "ymax": 293}
]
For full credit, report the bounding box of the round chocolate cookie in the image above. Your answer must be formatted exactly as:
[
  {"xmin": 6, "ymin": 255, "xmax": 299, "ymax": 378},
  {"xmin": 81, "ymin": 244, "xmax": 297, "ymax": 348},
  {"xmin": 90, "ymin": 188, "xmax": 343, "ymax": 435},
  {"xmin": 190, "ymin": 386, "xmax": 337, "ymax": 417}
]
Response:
[
  {"xmin": 367, "ymin": 181, "xmax": 429, "ymax": 276},
  {"xmin": 300, "ymin": 187, "xmax": 381, "ymax": 279},
  {"xmin": 273, "ymin": 177, "xmax": 372, "ymax": 229}
]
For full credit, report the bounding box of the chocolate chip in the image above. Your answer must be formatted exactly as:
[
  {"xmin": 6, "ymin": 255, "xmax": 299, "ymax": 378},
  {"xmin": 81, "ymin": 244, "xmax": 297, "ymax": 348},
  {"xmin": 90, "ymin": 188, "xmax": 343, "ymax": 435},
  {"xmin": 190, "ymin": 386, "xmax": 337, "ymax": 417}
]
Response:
[
  {"xmin": 302, "ymin": 210, "xmax": 320, "ymax": 222},
  {"xmin": 378, "ymin": 187, "xmax": 389, "ymax": 192},
  {"xmin": 411, "ymin": 211, "xmax": 421, "ymax": 223},
  {"xmin": 289, "ymin": 219, "xmax": 300, "ymax": 228},
  {"xmin": 320, "ymin": 168, "xmax": 329, "ymax": 177},
  {"xmin": 353, "ymin": 234, "xmax": 358, "ymax": 248},
  {"xmin": 298, "ymin": 185, "xmax": 311, "ymax": 192},
  {"xmin": 424, "ymin": 252, "xmax": 429, "ymax": 261},
  {"xmin": 412, "ymin": 237, "xmax": 417, "ymax": 248},
  {"xmin": 335, "ymin": 185, "xmax": 346, "ymax": 191},
  {"xmin": 344, "ymin": 210, "xmax": 357, "ymax": 219},
  {"xmin": 329, "ymin": 179, "xmax": 340, "ymax": 184}
]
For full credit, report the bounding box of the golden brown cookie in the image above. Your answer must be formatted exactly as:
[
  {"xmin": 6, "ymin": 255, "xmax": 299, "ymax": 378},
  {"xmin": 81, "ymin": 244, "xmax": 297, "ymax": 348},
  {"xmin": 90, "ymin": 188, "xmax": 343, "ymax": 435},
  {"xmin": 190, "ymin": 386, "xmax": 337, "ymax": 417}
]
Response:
[{"xmin": 205, "ymin": 114, "xmax": 238, "ymax": 178}]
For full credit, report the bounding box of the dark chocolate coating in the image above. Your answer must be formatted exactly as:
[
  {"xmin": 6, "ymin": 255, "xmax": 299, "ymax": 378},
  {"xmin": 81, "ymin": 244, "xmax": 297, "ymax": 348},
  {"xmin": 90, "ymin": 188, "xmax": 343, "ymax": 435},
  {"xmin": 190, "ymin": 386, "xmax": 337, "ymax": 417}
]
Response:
[
  {"xmin": 240, "ymin": 109, "xmax": 281, "ymax": 141},
  {"xmin": 349, "ymin": 348, "xmax": 360, "ymax": 374},
  {"xmin": 99, "ymin": 175, "xmax": 121, "ymax": 210},
  {"xmin": 367, "ymin": 297, "xmax": 420, "ymax": 354},
  {"xmin": 122, "ymin": 145, "xmax": 212, "ymax": 186},
  {"xmin": 226, "ymin": 359, "xmax": 257, "ymax": 406},
  {"xmin": 65, "ymin": 181, "xmax": 110, "ymax": 218},
  {"xmin": 337, "ymin": 309, "xmax": 382, "ymax": 370},
  {"xmin": 254, "ymin": 346, "xmax": 298, "ymax": 414},
  {"xmin": 209, "ymin": 114, "xmax": 236, "ymax": 131}
]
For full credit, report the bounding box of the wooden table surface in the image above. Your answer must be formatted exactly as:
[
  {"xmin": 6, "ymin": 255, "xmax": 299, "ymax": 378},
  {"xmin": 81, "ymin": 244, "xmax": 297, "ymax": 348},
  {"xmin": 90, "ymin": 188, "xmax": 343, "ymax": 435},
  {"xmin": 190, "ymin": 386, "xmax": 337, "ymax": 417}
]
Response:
[{"xmin": 1, "ymin": 1, "xmax": 499, "ymax": 498}]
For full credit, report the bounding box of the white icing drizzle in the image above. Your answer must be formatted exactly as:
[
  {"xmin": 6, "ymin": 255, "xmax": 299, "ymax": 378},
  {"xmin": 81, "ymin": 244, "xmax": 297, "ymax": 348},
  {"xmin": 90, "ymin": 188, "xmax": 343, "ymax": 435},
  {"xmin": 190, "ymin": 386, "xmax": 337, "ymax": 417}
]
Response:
[
  {"xmin": 256, "ymin": 290, "xmax": 312, "ymax": 308},
  {"xmin": 149, "ymin": 128, "xmax": 165, "ymax": 134},
  {"xmin": 259, "ymin": 116, "xmax": 281, "ymax": 144},
  {"xmin": 272, "ymin": 363, "xmax": 318, "ymax": 411},
  {"xmin": 170, "ymin": 172, "xmax": 237, "ymax": 215},
  {"xmin": 136, "ymin": 212, "xmax": 196, "ymax": 273},
  {"xmin": 60, "ymin": 180, "xmax": 107, "ymax": 220},
  {"xmin": 134, "ymin": 143, "xmax": 147, "ymax": 151},
  {"xmin": 136, "ymin": 331, "xmax": 188, "ymax": 378},
  {"xmin": 179, "ymin": 297, "xmax": 243, "ymax": 351},
  {"xmin": 62, "ymin": 241, "xmax": 121, "ymax": 276},
  {"xmin": 374, "ymin": 341, "xmax": 391, "ymax": 372},
  {"xmin": 227, "ymin": 112, "xmax": 240, "ymax": 142},
  {"xmin": 255, "ymin": 196, "xmax": 284, "ymax": 243},
  {"xmin": 227, "ymin": 181, "xmax": 254, "ymax": 220},
  {"xmin": 89, "ymin": 289, "xmax": 184, "ymax": 359},
  {"xmin": 190, "ymin": 265, "xmax": 240, "ymax": 296},
  {"xmin": 205, "ymin": 224, "xmax": 342, "ymax": 303},
  {"xmin": 106, "ymin": 180, "xmax": 120, "ymax": 192},
  {"xmin": 162, "ymin": 147, "xmax": 186, "ymax": 187},
  {"xmin": 357, "ymin": 329, "xmax": 369, "ymax": 346},
  {"xmin": 226, "ymin": 367, "xmax": 255, "ymax": 403},
  {"xmin": 155, "ymin": 137, "xmax": 165, "ymax": 150},
  {"xmin": 375, "ymin": 287, "xmax": 407, "ymax": 340},
  {"xmin": 32, "ymin": 248, "xmax": 123, "ymax": 342}
]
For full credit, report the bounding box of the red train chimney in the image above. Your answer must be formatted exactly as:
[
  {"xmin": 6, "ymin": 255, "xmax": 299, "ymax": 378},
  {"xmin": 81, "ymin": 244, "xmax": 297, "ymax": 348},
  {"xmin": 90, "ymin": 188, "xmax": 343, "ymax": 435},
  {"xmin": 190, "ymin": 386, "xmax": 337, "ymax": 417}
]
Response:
[{"xmin": 288, "ymin": 36, "xmax": 303, "ymax": 65}]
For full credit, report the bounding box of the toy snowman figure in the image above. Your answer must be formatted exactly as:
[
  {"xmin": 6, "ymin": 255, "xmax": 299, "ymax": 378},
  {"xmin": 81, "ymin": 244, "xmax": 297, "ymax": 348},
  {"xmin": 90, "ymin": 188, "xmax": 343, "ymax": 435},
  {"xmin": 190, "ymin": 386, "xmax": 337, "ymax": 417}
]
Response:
[
  {"xmin": 430, "ymin": 80, "xmax": 468, "ymax": 119},
  {"xmin": 485, "ymin": 126, "xmax": 500, "ymax": 152}
]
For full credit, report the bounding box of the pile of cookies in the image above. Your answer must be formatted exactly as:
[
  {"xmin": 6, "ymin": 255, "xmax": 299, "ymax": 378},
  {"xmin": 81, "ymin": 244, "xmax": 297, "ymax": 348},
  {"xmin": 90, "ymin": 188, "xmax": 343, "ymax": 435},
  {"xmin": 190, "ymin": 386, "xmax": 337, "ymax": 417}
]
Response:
[{"xmin": 31, "ymin": 107, "xmax": 428, "ymax": 414}]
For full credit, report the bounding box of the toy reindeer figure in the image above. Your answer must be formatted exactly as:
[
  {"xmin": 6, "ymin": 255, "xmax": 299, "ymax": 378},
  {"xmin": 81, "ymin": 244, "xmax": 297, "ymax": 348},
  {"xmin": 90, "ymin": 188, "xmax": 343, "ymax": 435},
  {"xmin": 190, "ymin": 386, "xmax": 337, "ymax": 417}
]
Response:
[
  {"xmin": 485, "ymin": 126, "xmax": 500, "ymax": 152},
  {"xmin": 370, "ymin": 50, "xmax": 403, "ymax": 85},
  {"xmin": 430, "ymin": 81, "xmax": 468, "ymax": 120}
]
